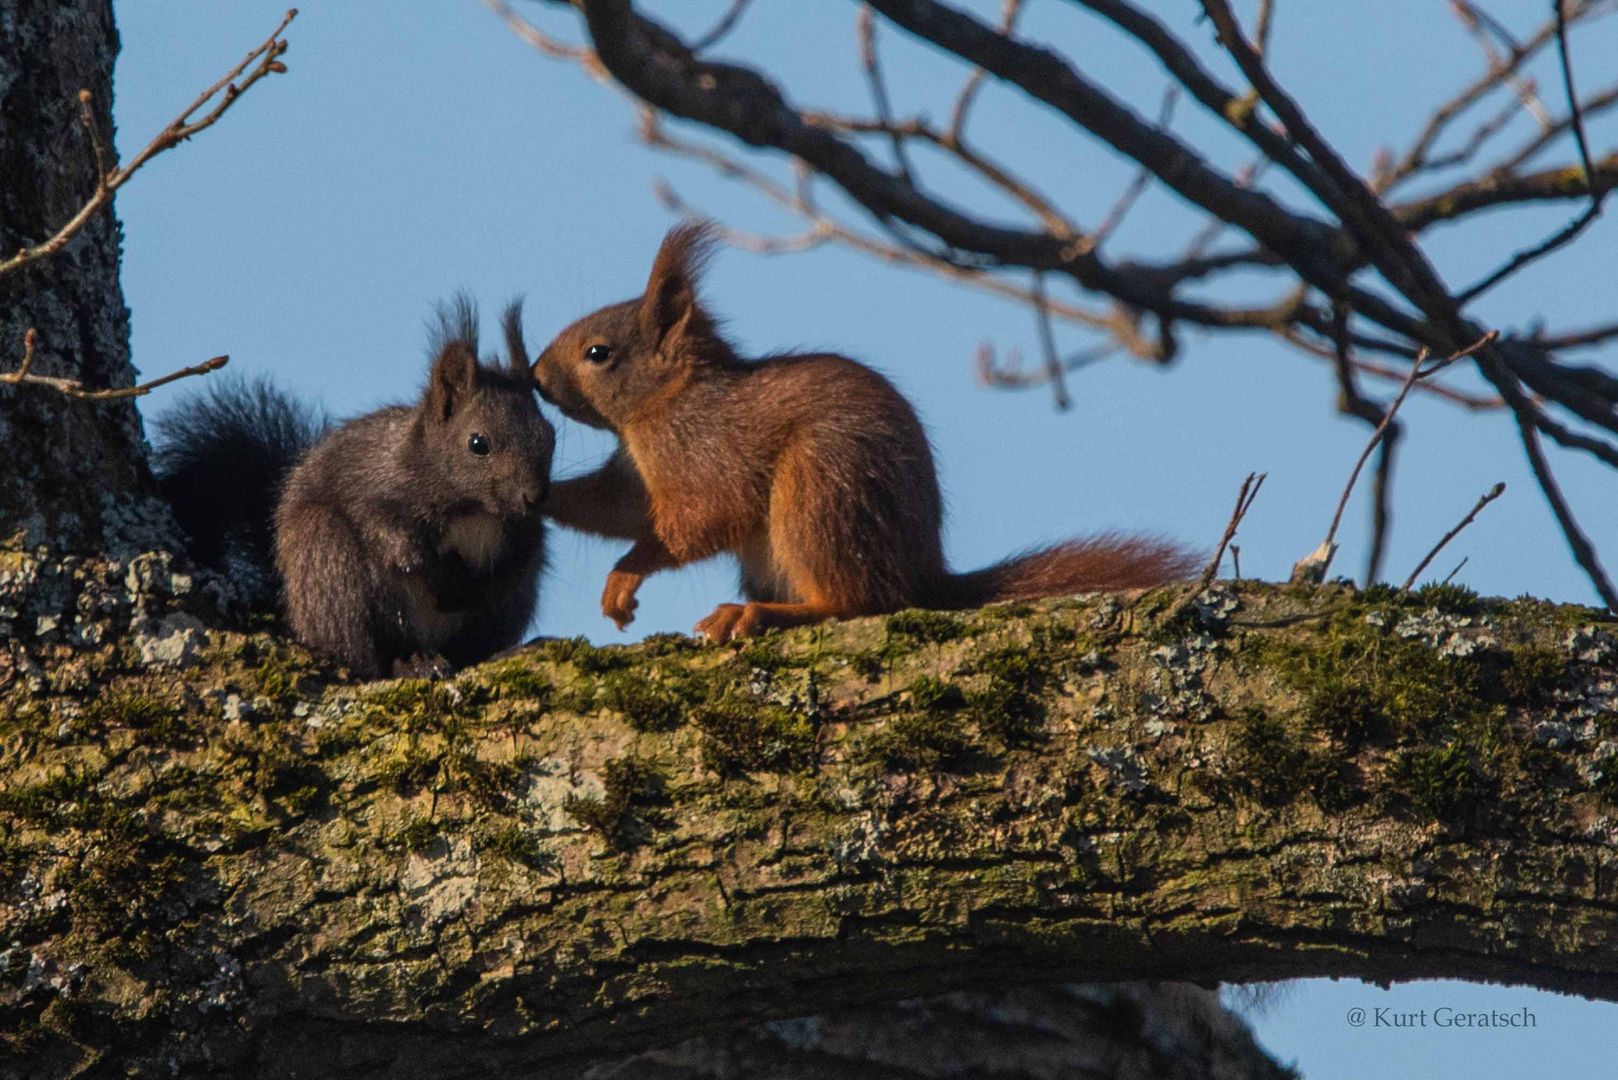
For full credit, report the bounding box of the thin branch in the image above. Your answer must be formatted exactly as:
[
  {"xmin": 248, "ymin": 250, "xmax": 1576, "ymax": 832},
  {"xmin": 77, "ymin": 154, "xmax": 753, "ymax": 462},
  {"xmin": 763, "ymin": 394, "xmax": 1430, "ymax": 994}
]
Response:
[
  {"xmin": 1304, "ymin": 332, "xmax": 1500, "ymax": 583},
  {"xmin": 1401, "ymin": 482, "xmax": 1507, "ymax": 590},
  {"xmin": 1090, "ymin": 88, "xmax": 1179, "ymax": 250},
  {"xmin": 1365, "ymin": 435, "xmax": 1399, "ymax": 585},
  {"xmin": 483, "ymin": 0, "xmax": 590, "ymax": 60},
  {"xmin": 1253, "ymin": 0, "xmax": 1278, "ymax": 55},
  {"xmin": 1442, "ymin": 556, "xmax": 1470, "ymax": 585},
  {"xmin": 1553, "ymin": 0, "xmax": 1604, "ymax": 197},
  {"xmin": 1375, "ymin": 0, "xmax": 1617, "ymax": 192},
  {"xmin": 1180, "ymin": 472, "xmax": 1266, "ymax": 614},
  {"xmin": 856, "ymin": 7, "xmax": 916, "ymax": 188},
  {"xmin": 1456, "ymin": 199, "xmax": 1604, "ymax": 304},
  {"xmin": 690, "ymin": 0, "xmax": 754, "ymax": 52},
  {"xmin": 1534, "ymin": 320, "xmax": 1618, "ymax": 350},
  {"xmin": 0, "ymin": 9, "xmax": 297, "ymax": 279},
  {"xmin": 1031, "ymin": 274, "xmax": 1073, "ymax": 410},
  {"xmin": 1456, "ymin": 0, "xmax": 1613, "ymax": 304},
  {"xmin": 947, "ymin": 0, "xmax": 1024, "ymax": 141},
  {"xmin": 1451, "ymin": 1, "xmax": 1554, "ymax": 131},
  {"xmin": 1, "ymin": 329, "xmax": 229, "ymax": 402}
]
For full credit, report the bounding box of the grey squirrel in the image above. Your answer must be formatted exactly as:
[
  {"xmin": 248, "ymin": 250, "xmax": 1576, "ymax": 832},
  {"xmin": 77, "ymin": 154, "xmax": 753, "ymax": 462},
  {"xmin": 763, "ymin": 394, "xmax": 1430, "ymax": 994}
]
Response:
[{"xmin": 154, "ymin": 299, "xmax": 554, "ymax": 678}]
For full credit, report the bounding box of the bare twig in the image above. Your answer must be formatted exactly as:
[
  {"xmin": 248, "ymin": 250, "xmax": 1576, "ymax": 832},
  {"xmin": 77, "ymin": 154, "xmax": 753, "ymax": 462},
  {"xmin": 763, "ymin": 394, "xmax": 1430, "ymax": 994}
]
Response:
[
  {"xmin": 1090, "ymin": 88, "xmax": 1179, "ymax": 250},
  {"xmin": 1230, "ymin": 544, "xmax": 1242, "ymax": 581},
  {"xmin": 1301, "ymin": 331, "xmax": 1501, "ymax": 583},
  {"xmin": 947, "ymin": 0, "xmax": 1024, "ymax": 141},
  {"xmin": 0, "ymin": 9, "xmax": 297, "ymax": 279},
  {"xmin": 1441, "ymin": 556, "xmax": 1470, "ymax": 585},
  {"xmin": 1, "ymin": 329, "xmax": 228, "ymax": 402},
  {"xmin": 691, "ymin": 0, "xmax": 754, "ymax": 52},
  {"xmin": 1553, "ymin": 0, "xmax": 1603, "ymax": 196},
  {"xmin": 483, "ymin": 0, "xmax": 590, "ymax": 61},
  {"xmin": 1031, "ymin": 274, "xmax": 1072, "ymax": 411},
  {"xmin": 1253, "ymin": 0, "xmax": 1278, "ymax": 55},
  {"xmin": 1185, "ymin": 472, "xmax": 1266, "ymax": 608},
  {"xmin": 1401, "ymin": 482, "xmax": 1507, "ymax": 590},
  {"xmin": 857, "ymin": 8, "xmax": 917, "ymax": 188}
]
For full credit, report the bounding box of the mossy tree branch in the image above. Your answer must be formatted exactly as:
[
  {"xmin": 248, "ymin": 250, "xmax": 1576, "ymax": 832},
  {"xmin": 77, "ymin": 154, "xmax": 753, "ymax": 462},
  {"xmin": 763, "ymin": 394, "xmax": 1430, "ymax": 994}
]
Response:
[{"xmin": 2, "ymin": 580, "xmax": 1616, "ymax": 1077}]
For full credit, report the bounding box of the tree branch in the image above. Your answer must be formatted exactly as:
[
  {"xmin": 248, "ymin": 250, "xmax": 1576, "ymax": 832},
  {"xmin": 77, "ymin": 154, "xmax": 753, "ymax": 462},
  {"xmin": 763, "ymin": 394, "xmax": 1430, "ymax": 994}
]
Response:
[{"xmin": 5, "ymin": 586, "xmax": 1618, "ymax": 1075}]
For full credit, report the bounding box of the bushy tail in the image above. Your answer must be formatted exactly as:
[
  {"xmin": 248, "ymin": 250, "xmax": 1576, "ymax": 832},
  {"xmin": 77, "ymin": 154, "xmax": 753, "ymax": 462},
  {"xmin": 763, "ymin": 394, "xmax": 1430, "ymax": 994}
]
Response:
[
  {"xmin": 928, "ymin": 532, "xmax": 1200, "ymax": 609},
  {"xmin": 152, "ymin": 377, "xmax": 325, "ymax": 604}
]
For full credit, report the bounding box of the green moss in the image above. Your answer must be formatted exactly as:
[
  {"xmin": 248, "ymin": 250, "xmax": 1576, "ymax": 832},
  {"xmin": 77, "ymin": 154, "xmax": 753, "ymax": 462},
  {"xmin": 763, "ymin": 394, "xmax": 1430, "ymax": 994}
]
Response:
[
  {"xmin": 1250, "ymin": 604, "xmax": 1497, "ymax": 744},
  {"xmin": 0, "ymin": 764, "xmax": 98, "ymax": 824},
  {"xmin": 847, "ymin": 648, "xmax": 888, "ymax": 683},
  {"xmin": 1390, "ymin": 741, "xmax": 1490, "ymax": 821},
  {"xmin": 1228, "ymin": 709, "xmax": 1309, "ymax": 807},
  {"xmin": 736, "ymin": 633, "xmax": 794, "ymax": 671},
  {"xmin": 84, "ymin": 691, "xmax": 188, "ymax": 743},
  {"xmin": 47, "ymin": 806, "xmax": 189, "ymax": 961},
  {"xmin": 398, "ymin": 816, "xmax": 441, "ymax": 854},
  {"xmin": 1498, "ymin": 643, "xmax": 1571, "ymax": 704},
  {"xmin": 543, "ymin": 636, "xmax": 629, "ymax": 674},
  {"xmin": 563, "ymin": 757, "xmax": 669, "ymax": 849},
  {"xmin": 865, "ymin": 710, "xmax": 974, "ymax": 771},
  {"xmin": 691, "ymin": 699, "xmax": 816, "ymax": 776},
  {"xmin": 600, "ymin": 669, "xmax": 685, "ymax": 732},
  {"xmin": 477, "ymin": 821, "xmax": 557, "ymax": 870},
  {"xmin": 968, "ymin": 648, "xmax": 1049, "ymax": 748},
  {"xmin": 1302, "ymin": 682, "xmax": 1383, "ymax": 748},
  {"xmin": 1410, "ymin": 582, "xmax": 1484, "ymax": 615},
  {"xmin": 885, "ymin": 610, "xmax": 966, "ymax": 644},
  {"xmin": 907, "ymin": 675, "xmax": 966, "ymax": 714},
  {"xmin": 474, "ymin": 660, "xmax": 553, "ymax": 704}
]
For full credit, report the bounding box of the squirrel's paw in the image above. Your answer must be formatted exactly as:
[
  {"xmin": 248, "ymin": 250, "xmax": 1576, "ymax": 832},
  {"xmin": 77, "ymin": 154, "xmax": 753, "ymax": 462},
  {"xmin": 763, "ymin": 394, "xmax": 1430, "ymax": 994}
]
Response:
[
  {"xmin": 392, "ymin": 652, "xmax": 454, "ymax": 680},
  {"xmin": 695, "ymin": 602, "xmax": 751, "ymax": 642},
  {"xmin": 601, "ymin": 569, "xmax": 643, "ymax": 630}
]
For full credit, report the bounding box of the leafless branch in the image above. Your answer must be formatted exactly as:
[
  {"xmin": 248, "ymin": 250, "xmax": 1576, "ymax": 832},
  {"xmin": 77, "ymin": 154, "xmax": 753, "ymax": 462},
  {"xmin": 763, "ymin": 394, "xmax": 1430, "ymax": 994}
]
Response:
[
  {"xmin": 1, "ymin": 329, "xmax": 228, "ymax": 402},
  {"xmin": 1031, "ymin": 274, "xmax": 1072, "ymax": 411},
  {"xmin": 1305, "ymin": 332, "xmax": 1501, "ymax": 583},
  {"xmin": 1401, "ymin": 482, "xmax": 1507, "ymax": 590},
  {"xmin": 1090, "ymin": 88, "xmax": 1179, "ymax": 250},
  {"xmin": 0, "ymin": 9, "xmax": 297, "ymax": 280},
  {"xmin": 1178, "ymin": 472, "xmax": 1266, "ymax": 615},
  {"xmin": 856, "ymin": 7, "xmax": 917, "ymax": 188},
  {"xmin": 690, "ymin": 0, "xmax": 754, "ymax": 52},
  {"xmin": 947, "ymin": 0, "xmax": 1024, "ymax": 141}
]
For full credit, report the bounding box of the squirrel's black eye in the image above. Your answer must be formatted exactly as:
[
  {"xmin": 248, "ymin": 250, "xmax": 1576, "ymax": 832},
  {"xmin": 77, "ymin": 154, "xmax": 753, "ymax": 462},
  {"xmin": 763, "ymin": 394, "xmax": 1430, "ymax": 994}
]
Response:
[
  {"xmin": 585, "ymin": 343, "xmax": 612, "ymax": 364},
  {"xmin": 467, "ymin": 433, "xmax": 490, "ymax": 456}
]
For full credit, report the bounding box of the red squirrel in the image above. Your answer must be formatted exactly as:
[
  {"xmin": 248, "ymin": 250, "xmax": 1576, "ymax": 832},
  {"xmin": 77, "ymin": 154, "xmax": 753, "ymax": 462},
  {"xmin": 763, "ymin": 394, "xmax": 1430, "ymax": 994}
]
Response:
[{"xmin": 532, "ymin": 223, "xmax": 1195, "ymax": 641}]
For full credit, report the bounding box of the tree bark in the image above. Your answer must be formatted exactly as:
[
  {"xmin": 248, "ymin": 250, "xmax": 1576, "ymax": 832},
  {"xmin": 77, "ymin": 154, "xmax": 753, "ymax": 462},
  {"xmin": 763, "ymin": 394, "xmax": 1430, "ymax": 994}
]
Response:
[
  {"xmin": 2, "ymin": 582, "xmax": 1613, "ymax": 1076},
  {"xmin": 0, "ymin": 0, "xmax": 172, "ymax": 554}
]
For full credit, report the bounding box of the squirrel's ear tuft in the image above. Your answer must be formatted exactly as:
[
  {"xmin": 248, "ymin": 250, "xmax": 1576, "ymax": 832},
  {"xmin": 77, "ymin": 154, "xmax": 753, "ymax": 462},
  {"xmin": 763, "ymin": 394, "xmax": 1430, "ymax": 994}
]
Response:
[
  {"xmin": 500, "ymin": 299, "xmax": 530, "ymax": 379},
  {"xmin": 427, "ymin": 341, "xmax": 480, "ymax": 421},
  {"xmin": 641, "ymin": 219, "xmax": 718, "ymax": 345}
]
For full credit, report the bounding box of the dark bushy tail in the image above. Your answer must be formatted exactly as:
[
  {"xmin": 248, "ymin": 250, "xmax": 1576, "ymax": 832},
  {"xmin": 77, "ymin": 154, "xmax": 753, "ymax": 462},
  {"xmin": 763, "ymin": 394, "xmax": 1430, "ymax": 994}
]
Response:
[
  {"xmin": 928, "ymin": 532, "xmax": 1199, "ymax": 609},
  {"xmin": 152, "ymin": 377, "xmax": 325, "ymax": 605}
]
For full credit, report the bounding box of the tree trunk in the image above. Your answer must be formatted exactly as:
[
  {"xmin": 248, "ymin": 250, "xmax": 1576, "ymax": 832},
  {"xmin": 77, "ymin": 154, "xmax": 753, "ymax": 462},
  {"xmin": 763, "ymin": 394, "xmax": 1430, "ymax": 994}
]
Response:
[
  {"xmin": 0, "ymin": 0, "xmax": 171, "ymax": 554},
  {"xmin": 1, "ymin": 582, "xmax": 1613, "ymax": 1076}
]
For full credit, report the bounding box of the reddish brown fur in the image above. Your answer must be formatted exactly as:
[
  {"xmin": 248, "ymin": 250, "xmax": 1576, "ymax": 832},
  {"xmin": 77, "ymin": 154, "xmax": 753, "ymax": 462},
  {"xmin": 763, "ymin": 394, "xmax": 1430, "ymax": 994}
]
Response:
[{"xmin": 533, "ymin": 222, "xmax": 1196, "ymax": 641}]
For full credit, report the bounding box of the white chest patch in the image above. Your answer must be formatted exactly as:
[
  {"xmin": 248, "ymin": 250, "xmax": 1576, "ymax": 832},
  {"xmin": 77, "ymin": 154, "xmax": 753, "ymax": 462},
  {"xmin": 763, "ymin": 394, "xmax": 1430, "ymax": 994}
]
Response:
[{"xmin": 441, "ymin": 514, "xmax": 507, "ymax": 571}]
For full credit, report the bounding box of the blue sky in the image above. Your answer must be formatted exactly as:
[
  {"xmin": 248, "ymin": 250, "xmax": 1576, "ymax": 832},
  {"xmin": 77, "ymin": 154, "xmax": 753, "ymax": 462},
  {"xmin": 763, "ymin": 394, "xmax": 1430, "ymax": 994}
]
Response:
[{"xmin": 111, "ymin": 2, "xmax": 1617, "ymax": 1074}]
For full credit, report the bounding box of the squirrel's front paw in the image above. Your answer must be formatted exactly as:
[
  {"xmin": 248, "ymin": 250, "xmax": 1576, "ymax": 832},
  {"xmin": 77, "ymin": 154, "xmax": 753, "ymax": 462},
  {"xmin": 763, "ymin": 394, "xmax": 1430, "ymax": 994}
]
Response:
[
  {"xmin": 392, "ymin": 652, "xmax": 453, "ymax": 680},
  {"xmin": 695, "ymin": 602, "xmax": 750, "ymax": 642},
  {"xmin": 601, "ymin": 570, "xmax": 643, "ymax": 630}
]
